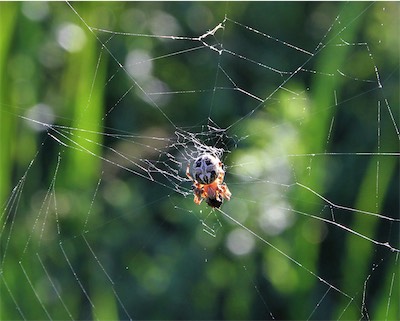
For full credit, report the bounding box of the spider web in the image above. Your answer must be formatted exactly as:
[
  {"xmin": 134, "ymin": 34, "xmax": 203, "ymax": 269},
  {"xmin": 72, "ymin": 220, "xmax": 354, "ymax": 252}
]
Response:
[{"xmin": 1, "ymin": 1, "xmax": 399, "ymax": 320}]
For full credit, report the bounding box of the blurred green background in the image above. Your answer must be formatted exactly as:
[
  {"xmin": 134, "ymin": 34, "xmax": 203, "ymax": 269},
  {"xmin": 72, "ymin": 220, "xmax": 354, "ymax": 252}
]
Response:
[{"xmin": 1, "ymin": 2, "xmax": 399, "ymax": 320}]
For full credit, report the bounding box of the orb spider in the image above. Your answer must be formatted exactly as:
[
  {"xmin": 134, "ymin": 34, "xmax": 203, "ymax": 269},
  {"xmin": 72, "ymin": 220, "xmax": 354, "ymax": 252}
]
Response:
[{"xmin": 186, "ymin": 154, "xmax": 231, "ymax": 208}]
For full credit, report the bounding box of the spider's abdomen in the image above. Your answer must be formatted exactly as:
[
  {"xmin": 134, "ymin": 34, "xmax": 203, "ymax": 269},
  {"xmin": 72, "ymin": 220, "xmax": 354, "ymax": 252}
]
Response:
[{"xmin": 193, "ymin": 154, "xmax": 222, "ymax": 185}]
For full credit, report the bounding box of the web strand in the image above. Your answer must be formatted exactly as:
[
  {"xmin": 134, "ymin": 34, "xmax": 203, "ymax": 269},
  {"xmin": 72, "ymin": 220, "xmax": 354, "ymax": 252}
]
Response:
[{"xmin": 2, "ymin": 2, "xmax": 399, "ymax": 320}]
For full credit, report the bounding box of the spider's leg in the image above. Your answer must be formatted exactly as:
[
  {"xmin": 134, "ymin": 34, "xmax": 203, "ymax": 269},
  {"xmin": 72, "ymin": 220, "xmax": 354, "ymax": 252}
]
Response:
[
  {"xmin": 186, "ymin": 164, "xmax": 194, "ymax": 181},
  {"xmin": 217, "ymin": 170, "xmax": 225, "ymax": 184},
  {"xmin": 192, "ymin": 185, "xmax": 204, "ymax": 205},
  {"xmin": 218, "ymin": 184, "xmax": 231, "ymax": 200},
  {"xmin": 193, "ymin": 187, "xmax": 204, "ymax": 203}
]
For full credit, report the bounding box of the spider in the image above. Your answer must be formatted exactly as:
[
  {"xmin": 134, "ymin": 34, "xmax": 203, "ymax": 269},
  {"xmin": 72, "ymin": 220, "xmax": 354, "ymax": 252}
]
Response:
[{"xmin": 186, "ymin": 154, "xmax": 232, "ymax": 208}]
